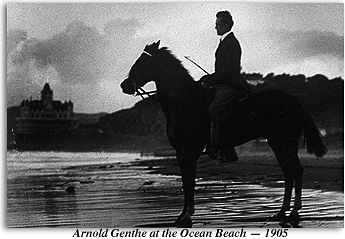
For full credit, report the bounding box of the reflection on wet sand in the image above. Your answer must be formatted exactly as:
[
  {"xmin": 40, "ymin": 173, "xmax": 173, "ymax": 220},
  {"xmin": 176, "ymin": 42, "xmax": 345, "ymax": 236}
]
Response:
[
  {"xmin": 7, "ymin": 151, "xmax": 344, "ymax": 228},
  {"xmin": 136, "ymin": 180, "xmax": 343, "ymax": 228}
]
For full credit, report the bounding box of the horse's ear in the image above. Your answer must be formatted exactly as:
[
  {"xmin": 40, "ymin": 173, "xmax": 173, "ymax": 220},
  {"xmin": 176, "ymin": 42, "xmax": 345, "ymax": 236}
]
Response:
[
  {"xmin": 144, "ymin": 41, "xmax": 160, "ymax": 54},
  {"xmin": 151, "ymin": 40, "xmax": 160, "ymax": 49}
]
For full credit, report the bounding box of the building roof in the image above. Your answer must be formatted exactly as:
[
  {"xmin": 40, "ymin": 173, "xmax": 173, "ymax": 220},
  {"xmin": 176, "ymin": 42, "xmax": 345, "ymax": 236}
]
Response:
[
  {"xmin": 21, "ymin": 99, "xmax": 73, "ymax": 111},
  {"xmin": 41, "ymin": 83, "xmax": 52, "ymax": 93},
  {"xmin": 21, "ymin": 83, "xmax": 73, "ymax": 111}
]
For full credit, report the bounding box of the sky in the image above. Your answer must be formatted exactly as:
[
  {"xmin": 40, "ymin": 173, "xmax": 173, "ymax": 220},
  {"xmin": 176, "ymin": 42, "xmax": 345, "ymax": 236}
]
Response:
[{"xmin": 6, "ymin": 1, "xmax": 344, "ymax": 113}]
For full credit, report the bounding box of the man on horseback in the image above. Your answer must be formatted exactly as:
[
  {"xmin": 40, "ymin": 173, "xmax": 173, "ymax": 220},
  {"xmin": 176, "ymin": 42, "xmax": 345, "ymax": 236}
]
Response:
[
  {"xmin": 121, "ymin": 38, "xmax": 327, "ymax": 227},
  {"xmin": 200, "ymin": 11, "xmax": 250, "ymax": 161}
]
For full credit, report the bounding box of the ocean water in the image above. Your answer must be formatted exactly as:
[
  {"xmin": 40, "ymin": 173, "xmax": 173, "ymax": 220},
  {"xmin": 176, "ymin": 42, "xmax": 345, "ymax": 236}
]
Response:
[{"xmin": 7, "ymin": 151, "xmax": 141, "ymax": 180}]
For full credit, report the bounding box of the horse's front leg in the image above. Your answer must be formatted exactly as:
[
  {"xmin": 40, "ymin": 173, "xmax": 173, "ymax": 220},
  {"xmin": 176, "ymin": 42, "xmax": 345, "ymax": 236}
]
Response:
[{"xmin": 174, "ymin": 148, "xmax": 200, "ymax": 227}]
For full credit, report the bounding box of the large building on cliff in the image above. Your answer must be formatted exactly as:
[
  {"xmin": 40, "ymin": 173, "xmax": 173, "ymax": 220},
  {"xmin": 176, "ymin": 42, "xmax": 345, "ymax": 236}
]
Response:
[{"xmin": 15, "ymin": 83, "xmax": 77, "ymax": 136}]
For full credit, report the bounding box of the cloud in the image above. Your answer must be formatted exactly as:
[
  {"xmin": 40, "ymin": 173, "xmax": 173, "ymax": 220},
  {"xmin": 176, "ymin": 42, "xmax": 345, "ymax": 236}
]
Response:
[
  {"xmin": 276, "ymin": 30, "xmax": 344, "ymax": 60},
  {"xmin": 239, "ymin": 29, "xmax": 343, "ymax": 78},
  {"xmin": 275, "ymin": 30, "xmax": 344, "ymax": 78},
  {"xmin": 50, "ymin": 18, "xmax": 142, "ymax": 84},
  {"xmin": 7, "ymin": 29, "xmax": 28, "ymax": 53},
  {"xmin": 10, "ymin": 38, "xmax": 52, "ymax": 68},
  {"xmin": 104, "ymin": 18, "xmax": 142, "ymax": 38},
  {"xmin": 270, "ymin": 55, "xmax": 344, "ymax": 78},
  {"xmin": 46, "ymin": 20, "xmax": 111, "ymax": 84},
  {"xmin": 7, "ymin": 62, "xmax": 55, "ymax": 106},
  {"xmin": 7, "ymin": 18, "xmax": 149, "ymax": 112},
  {"xmin": 9, "ymin": 18, "xmax": 144, "ymax": 84}
]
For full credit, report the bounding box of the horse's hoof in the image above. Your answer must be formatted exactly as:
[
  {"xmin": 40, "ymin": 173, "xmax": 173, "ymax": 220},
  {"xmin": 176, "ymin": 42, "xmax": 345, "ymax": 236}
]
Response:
[
  {"xmin": 289, "ymin": 211, "xmax": 300, "ymax": 222},
  {"xmin": 278, "ymin": 221, "xmax": 291, "ymax": 228},
  {"xmin": 269, "ymin": 212, "xmax": 287, "ymax": 221},
  {"xmin": 290, "ymin": 221, "xmax": 302, "ymax": 228},
  {"xmin": 174, "ymin": 215, "xmax": 182, "ymax": 226},
  {"xmin": 178, "ymin": 217, "xmax": 192, "ymax": 228},
  {"xmin": 174, "ymin": 214, "xmax": 192, "ymax": 228}
]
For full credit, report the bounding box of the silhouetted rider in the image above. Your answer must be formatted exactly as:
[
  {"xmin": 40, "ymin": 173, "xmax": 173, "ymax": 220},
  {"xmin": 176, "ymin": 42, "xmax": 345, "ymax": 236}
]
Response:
[{"xmin": 200, "ymin": 11, "xmax": 249, "ymax": 161}]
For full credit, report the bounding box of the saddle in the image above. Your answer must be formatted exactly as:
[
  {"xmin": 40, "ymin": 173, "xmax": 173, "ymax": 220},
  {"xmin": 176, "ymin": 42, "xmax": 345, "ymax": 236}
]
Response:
[
  {"xmin": 205, "ymin": 82, "xmax": 252, "ymax": 106},
  {"xmin": 224, "ymin": 81, "xmax": 252, "ymax": 102}
]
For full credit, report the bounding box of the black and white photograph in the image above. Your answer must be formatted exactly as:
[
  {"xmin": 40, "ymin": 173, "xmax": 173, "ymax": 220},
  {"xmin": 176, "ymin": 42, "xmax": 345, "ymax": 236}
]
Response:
[{"xmin": 5, "ymin": 1, "xmax": 344, "ymax": 233}]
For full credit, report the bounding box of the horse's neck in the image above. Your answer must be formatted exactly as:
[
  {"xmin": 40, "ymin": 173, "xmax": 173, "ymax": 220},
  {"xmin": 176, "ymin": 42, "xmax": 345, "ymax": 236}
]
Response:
[
  {"xmin": 156, "ymin": 78, "xmax": 207, "ymax": 121},
  {"xmin": 154, "ymin": 53, "xmax": 194, "ymax": 93},
  {"xmin": 153, "ymin": 52, "xmax": 203, "ymax": 117},
  {"xmin": 154, "ymin": 72, "xmax": 195, "ymax": 103},
  {"xmin": 155, "ymin": 77, "xmax": 190, "ymax": 96}
]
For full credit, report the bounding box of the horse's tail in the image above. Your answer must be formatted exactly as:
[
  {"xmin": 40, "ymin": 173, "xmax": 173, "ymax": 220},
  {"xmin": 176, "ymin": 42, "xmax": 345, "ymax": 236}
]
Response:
[{"xmin": 303, "ymin": 112, "xmax": 327, "ymax": 158}]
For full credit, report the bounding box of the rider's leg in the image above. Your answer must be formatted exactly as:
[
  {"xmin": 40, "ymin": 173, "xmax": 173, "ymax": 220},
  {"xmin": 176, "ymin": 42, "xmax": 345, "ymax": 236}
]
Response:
[{"xmin": 207, "ymin": 85, "xmax": 238, "ymax": 160}]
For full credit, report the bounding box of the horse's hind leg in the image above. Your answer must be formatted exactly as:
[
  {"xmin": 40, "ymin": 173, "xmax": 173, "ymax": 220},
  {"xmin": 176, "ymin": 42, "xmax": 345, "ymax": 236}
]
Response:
[
  {"xmin": 290, "ymin": 156, "xmax": 303, "ymax": 219},
  {"xmin": 270, "ymin": 143, "xmax": 303, "ymax": 219}
]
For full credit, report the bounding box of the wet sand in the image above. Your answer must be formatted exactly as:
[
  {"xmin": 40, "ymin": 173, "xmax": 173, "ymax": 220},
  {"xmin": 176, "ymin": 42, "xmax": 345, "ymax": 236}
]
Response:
[
  {"xmin": 7, "ymin": 150, "xmax": 343, "ymax": 228},
  {"xmin": 133, "ymin": 149, "xmax": 344, "ymax": 228},
  {"xmin": 136, "ymin": 150, "xmax": 344, "ymax": 193}
]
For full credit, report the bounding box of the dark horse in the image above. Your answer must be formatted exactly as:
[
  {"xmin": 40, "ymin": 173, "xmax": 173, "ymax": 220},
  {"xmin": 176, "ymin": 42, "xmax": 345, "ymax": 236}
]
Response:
[{"xmin": 121, "ymin": 41, "xmax": 327, "ymax": 227}]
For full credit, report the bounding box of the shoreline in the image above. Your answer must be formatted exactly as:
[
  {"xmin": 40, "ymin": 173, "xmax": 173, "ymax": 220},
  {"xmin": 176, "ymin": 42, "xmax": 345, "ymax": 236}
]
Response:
[
  {"xmin": 133, "ymin": 150, "xmax": 344, "ymax": 193},
  {"xmin": 7, "ymin": 150, "xmax": 343, "ymax": 228}
]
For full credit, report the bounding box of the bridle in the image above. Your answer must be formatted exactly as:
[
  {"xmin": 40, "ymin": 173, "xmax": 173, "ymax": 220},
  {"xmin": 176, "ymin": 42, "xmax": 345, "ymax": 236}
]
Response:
[
  {"xmin": 132, "ymin": 50, "xmax": 159, "ymax": 101},
  {"xmin": 131, "ymin": 50, "xmax": 209, "ymax": 102},
  {"xmin": 135, "ymin": 87, "xmax": 158, "ymax": 100}
]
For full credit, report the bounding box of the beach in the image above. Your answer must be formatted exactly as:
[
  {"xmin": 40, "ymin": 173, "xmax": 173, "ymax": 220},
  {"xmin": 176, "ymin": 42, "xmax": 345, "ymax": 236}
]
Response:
[{"xmin": 7, "ymin": 149, "xmax": 344, "ymax": 228}]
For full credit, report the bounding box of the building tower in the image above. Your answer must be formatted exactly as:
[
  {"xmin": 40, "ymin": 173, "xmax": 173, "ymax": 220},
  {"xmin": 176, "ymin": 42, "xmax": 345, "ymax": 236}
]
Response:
[{"xmin": 41, "ymin": 83, "xmax": 53, "ymax": 109}]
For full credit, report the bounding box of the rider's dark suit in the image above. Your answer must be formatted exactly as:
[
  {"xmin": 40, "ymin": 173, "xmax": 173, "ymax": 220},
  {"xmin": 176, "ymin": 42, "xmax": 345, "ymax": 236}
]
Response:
[
  {"xmin": 209, "ymin": 32, "xmax": 246, "ymax": 89},
  {"xmin": 206, "ymin": 32, "xmax": 246, "ymax": 121}
]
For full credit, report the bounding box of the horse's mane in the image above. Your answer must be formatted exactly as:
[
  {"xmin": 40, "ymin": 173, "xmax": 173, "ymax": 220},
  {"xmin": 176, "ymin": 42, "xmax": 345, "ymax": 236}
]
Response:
[{"xmin": 157, "ymin": 47, "xmax": 195, "ymax": 83}]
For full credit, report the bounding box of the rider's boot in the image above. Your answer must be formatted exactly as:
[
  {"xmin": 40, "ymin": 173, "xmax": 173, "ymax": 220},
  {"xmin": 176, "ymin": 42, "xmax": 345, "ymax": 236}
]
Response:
[{"xmin": 204, "ymin": 120, "xmax": 220, "ymax": 160}]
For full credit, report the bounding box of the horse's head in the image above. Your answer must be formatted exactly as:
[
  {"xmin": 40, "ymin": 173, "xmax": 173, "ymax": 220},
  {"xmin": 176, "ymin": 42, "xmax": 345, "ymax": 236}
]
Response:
[{"xmin": 121, "ymin": 41, "xmax": 161, "ymax": 95}]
